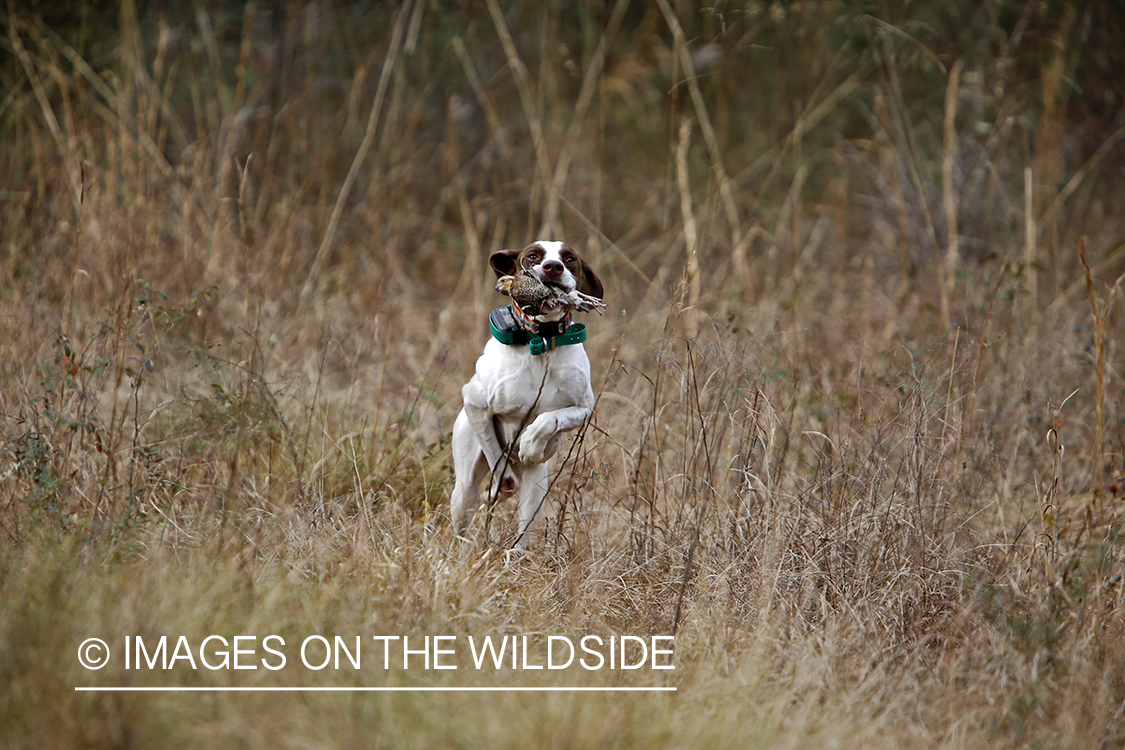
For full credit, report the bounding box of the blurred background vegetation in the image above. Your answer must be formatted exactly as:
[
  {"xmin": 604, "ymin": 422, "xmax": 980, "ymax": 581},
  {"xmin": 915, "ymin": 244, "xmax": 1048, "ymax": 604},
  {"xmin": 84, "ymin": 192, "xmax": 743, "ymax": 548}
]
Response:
[{"xmin": 5, "ymin": 0, "xmax": 1124, "ymax": 306}]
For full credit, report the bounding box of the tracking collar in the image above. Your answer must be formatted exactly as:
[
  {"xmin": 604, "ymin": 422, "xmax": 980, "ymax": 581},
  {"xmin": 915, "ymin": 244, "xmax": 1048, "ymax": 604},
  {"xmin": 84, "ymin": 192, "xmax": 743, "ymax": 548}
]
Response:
[{"xmin": 489, "ymin": 304, "xmax": 587, "ymax": 356}]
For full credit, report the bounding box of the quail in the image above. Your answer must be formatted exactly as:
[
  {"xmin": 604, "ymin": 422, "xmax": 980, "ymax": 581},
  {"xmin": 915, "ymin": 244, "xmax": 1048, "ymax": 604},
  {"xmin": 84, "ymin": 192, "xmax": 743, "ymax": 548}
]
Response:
[{"xmin": 495, "ymin": 269, "xmax": 606, "ymax": 316}]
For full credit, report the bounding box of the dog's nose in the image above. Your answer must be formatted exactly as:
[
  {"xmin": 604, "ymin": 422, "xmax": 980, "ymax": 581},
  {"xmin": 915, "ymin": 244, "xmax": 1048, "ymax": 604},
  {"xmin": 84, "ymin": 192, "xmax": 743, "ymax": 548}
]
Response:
[{"xmin": 541, "ymin": 259, "xmax": 564, "ymax": 278}]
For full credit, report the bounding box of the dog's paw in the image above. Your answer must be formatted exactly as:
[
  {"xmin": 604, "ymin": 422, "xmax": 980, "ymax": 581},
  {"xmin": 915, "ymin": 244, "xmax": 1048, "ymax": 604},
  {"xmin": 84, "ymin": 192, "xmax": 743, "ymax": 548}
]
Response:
[
  {"xmin": 518, "ymin": 418, "xmax": 561, "ymax": 465},
  {"xmin": 503, "ymin": 547, "xmax": 530, "ymax": 566}
]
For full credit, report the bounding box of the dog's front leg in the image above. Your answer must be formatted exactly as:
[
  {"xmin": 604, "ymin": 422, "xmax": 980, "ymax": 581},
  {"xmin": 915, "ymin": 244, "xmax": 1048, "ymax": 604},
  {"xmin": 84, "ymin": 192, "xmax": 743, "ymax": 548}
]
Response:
[
  {"xmin": 518, "ymin": 406, "xmax": 591, "ymax": 465},
  {"xmin": 461, "ymin": 400, "xmax": 519, "ymax": 495}
]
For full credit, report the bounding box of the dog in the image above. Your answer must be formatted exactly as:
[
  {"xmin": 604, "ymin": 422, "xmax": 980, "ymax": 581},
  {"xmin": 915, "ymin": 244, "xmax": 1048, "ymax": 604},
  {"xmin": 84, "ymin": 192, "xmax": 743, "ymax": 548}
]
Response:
[{"xmin": 450, "ymin": 240, "xmax": 604, "ymax": 552}]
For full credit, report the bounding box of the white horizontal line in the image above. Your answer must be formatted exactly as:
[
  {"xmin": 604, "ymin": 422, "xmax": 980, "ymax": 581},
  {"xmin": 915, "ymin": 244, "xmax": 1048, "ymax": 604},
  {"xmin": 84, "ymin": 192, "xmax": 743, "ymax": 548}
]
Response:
[{"xmin": 76, "ymin": 686, "xmax": 676, "ymax": 692}]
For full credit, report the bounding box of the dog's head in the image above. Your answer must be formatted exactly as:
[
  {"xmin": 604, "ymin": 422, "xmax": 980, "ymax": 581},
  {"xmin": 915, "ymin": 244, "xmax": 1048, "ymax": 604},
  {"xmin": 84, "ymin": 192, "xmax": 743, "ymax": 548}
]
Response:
[{"xmin": 490, "ymin": 241, "xmax": 604, "ymax": 300}]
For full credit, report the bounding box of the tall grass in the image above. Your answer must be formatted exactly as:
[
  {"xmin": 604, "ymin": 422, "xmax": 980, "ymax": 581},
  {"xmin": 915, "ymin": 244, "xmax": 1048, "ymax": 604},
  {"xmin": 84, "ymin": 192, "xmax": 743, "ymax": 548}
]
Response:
[{"xmin": 2, "ymin": 2, "xmax": 1124, "ymax": 747}]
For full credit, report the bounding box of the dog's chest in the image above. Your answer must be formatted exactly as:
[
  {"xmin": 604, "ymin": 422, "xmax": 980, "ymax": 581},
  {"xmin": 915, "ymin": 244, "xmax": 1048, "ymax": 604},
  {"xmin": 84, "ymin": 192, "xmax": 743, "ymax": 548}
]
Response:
[{"xmin": 471, "ymin": 339, "xmax": 592, "ymax": 417}]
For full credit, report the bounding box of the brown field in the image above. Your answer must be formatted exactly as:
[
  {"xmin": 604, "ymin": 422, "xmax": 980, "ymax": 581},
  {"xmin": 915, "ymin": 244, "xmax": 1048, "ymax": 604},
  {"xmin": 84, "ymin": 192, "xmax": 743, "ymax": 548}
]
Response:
[{"xmin": 3, "ymin": 2, "xmax": 1124, "ymax": 747}]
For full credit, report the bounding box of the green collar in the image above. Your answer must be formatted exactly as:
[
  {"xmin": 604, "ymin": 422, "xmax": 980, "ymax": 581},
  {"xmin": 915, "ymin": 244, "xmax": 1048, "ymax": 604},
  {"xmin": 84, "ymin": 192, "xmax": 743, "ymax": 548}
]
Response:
[{"xmin": 489, "ymin": 305, "xmax": 588, "ymax": 356}]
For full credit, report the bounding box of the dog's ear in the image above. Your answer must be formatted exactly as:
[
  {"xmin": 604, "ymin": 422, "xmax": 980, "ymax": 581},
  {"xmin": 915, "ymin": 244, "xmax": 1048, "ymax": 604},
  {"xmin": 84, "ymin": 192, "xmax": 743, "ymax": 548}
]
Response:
[
  {"xmin": 489, "ymin": 249, "xmax": 521, "ymax": 278},
  {"xmin": 577, "ymin": 259, "xmax": 604, "ymax": 300}
]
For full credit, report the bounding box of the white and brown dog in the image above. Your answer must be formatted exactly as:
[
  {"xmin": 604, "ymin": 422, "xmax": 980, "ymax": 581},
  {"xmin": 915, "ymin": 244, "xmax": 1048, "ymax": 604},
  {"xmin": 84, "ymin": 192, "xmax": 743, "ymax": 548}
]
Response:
[{"xmin": 450, "ymin": 240, "xmax": 604, "ymax": 552}]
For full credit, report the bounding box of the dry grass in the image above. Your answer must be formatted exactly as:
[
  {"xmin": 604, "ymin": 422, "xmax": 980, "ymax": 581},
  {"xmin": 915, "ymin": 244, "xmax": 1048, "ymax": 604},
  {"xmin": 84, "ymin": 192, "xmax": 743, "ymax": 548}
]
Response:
[{"xmin": 3, "ymin": 2, "xmax": 1125, "ymax": 748}]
